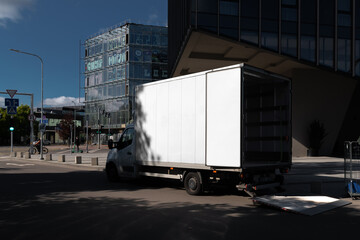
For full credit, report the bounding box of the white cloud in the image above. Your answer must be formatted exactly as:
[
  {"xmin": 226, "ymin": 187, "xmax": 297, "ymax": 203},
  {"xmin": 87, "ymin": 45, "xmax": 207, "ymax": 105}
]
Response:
[
  {"xmin": 0, "ymin": 0, "xmax": 36, "ymax": 27},
  {"xmin": 44, "ymin": 96, "xmax": 85, "ymax": 107},
  {"xmin": 147, "ymin": 13, "xmax": 159, "ymax": 25}
]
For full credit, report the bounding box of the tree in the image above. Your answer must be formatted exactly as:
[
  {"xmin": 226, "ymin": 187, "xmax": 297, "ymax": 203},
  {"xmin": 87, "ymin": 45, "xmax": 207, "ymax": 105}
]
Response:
[
  {"xmin": 58, "ymin": 113, "xmax": 74, "ymax": 144},
  {"xmin": 14, "ymin": 105, "xmax": 31, "ymax": 144},
  {"xmin": 0, "ymin": 108, "xmax": 9, "ymax": 145},
  {"xmin": 0, "ymin": 105, "xmax": 32, "ymax": 145}
]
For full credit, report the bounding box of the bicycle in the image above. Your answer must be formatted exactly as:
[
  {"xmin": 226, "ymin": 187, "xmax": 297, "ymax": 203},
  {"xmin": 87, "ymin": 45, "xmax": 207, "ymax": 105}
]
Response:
[{"xmin": 29, "ymin": 146, "xmax": 48, "ymax": 154}]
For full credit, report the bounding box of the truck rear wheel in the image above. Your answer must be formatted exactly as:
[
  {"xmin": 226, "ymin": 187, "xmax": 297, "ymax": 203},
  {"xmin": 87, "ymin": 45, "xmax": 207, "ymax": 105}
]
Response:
[{"xmin": 184, "ymin": 172, "xmax": 202, "ymax": 195}]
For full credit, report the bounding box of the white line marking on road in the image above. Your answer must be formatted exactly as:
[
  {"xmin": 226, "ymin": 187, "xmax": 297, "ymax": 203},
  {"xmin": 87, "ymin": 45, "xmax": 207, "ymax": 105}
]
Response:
[{"xmin": 6, "ymin": 163, "xmax": 35, "ymax": 167}]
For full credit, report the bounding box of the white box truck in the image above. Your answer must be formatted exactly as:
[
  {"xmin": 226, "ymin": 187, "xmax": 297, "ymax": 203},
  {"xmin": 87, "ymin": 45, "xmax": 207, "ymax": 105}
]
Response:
[{"xmin": 106, "ymin": 64, "xmax": 292, "ymax": 195}]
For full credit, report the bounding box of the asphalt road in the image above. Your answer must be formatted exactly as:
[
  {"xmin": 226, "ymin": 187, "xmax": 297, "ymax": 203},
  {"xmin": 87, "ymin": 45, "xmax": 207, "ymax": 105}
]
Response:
[{"xmin": 1, "ymin": 157, "xmax": 360, "ymax": 240}]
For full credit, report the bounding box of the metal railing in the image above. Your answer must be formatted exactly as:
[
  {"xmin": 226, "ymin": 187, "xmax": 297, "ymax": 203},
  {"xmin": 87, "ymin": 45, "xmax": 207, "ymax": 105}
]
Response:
[{"xmin": 344, "ymin": 141, "xmax": 360, "ymax": 199}]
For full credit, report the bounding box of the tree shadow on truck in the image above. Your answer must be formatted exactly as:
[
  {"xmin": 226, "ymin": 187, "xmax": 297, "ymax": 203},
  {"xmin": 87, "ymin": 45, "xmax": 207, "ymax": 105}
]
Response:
[{"xmin": 135, "ymin": 85, "xmax": 161, "ymax": 165}]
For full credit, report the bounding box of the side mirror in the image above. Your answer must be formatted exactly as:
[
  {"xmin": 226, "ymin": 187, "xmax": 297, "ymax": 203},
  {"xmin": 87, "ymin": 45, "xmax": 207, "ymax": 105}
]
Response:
[{"xmin": 108, "ymin": 139, "xmax": 114, "ymax": 149}]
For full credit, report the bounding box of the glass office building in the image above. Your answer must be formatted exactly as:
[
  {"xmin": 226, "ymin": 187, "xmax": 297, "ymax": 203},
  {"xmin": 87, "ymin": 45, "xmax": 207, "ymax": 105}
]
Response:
[
  {"xmin": 168, "ymin": 0, "xmax": 360, "ymax": 156},
  {"xmin": 84, "ymin": 22, "xmax": 168, "ymax": 136},
  {"xmin": 169, "ymin": 0, "xmax": 360, "ymax": 78}
]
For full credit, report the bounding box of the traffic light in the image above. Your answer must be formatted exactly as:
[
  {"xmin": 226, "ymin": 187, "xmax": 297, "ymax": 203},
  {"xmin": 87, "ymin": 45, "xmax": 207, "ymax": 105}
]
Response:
[
  {"xmin": 9, "ymin": 127, "xmax": 14, "ymax": 131},
  {"xmin": 96, "ymin": 126, "xmax": 104, "ymax": 134}
]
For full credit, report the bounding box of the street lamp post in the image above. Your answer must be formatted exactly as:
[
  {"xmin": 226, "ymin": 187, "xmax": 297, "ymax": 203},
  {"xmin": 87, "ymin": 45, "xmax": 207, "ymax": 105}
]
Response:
[
  {"xmin": 10, "ymin": 49, "xmax": 44, "ymax": 160},
  {"xmin": 72, "ymin": 101, "xmax": 76, "ymax": 152}
]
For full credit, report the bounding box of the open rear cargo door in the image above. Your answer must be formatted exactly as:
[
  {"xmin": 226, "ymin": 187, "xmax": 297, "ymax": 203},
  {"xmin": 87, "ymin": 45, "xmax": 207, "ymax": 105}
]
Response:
[
  {"xmin": 242, "ymin": 66, "xmax": 292, "ymax": 169},
  {"xmin": 206, "ymin": 66, "xmax": 241, "ymax": 167}
]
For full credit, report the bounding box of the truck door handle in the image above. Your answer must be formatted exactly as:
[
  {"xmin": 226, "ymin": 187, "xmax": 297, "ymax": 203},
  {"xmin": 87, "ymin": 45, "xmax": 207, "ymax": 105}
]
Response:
[{"xmin": 127, "ymin": 152, "xmax": 132, "ymax": 155}]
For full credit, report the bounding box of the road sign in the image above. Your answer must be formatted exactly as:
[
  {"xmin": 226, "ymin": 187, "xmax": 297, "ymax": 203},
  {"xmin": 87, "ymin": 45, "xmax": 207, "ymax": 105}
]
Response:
[
  {"xmin": 5, "ymin": 98, "xmax": 19, "ymax": 115},
  {"xmin": 28, "ymin": 114, "xmax": 36, "ymax": 121},
  {"xmin": 41, "ymin": 119, "xmax": 49, "ymax": 124},
  {"xmin": 6, "ymin": 89, "xmax": 17, "ymax": 98}
]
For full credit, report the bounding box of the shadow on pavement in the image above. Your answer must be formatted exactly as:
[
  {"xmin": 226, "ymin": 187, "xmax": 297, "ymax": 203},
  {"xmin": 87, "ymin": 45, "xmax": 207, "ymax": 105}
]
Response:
[{"xmin": 0, "ymin": 166, "xmax": 360, "ymax": 239}]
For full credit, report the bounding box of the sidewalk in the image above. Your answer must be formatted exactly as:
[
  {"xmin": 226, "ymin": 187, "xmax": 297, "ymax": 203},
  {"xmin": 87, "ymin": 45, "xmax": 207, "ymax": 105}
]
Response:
[
  {"xmin": 31, "ymin": 147, "xmax": 109, "ymax": 170},
  {"xmin": 4, "ymin": 144, "xmax": 110, "ymax": 171},
  {"xmin": 283, "ymin": 157, "xmax": 348, "ymax": 198}
]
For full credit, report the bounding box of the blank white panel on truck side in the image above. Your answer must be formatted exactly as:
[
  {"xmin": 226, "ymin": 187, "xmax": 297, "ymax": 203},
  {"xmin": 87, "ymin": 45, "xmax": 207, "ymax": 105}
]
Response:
[
  {"xmin": 194, "ymin": 75, "xmax": 206, "ymax": 164},
  {"xmin": 145, "ymin": 86, "xmax": 157, "ymax": 161},
  {"xmin": 168, "ymin": 80, "xmax": 182, "ymax": 163},
  {"xmin": 181, "ymin": 77, "xmax": 197, "ymax": 163},
  {"xmin": 155, "ymin": 83, "xmax": 169, "ymax": 162},
  {"xmin": 206, "ymin": 67, "xmax": 241, "ymax": 167}
]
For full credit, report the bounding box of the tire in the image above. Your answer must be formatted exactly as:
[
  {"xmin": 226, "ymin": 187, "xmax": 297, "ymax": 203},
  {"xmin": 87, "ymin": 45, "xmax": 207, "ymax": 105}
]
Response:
[
  {"xmin": 106, "ymin": 163, "xmax": 119, "ymax": 182},
  {"xmin": 184, "ymin": 172, "xmax": 202, "ymax": 195},
  {"xmin": 29, "ymin": 147, "xmax": 37, "ymax": 154},
  {"xmin": 43, "ymin": 147, "xmax": 49, "ymax": 154}
]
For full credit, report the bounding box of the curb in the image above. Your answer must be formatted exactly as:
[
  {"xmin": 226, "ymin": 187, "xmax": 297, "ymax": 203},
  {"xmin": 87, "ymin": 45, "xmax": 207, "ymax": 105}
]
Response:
[{"xmin": 8, "ymin": 156, "xmax": 105, "ymax": 172}]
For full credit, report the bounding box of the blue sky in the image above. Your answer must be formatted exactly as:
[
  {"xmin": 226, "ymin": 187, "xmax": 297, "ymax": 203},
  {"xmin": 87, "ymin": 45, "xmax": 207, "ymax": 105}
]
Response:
[{"xmin": 0, "ymin": 0, "xmax": 167, "ymax": 108}]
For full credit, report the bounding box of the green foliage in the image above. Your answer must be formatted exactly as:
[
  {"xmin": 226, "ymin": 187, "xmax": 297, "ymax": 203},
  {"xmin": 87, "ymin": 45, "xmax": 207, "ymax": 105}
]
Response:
[
  {"xmin": 0, "ymin": 105, "xmax": 32, "ymax": 145},
  {"xmin": 58, "ymin": 113, "xmax": 74, "ymax": 142}
]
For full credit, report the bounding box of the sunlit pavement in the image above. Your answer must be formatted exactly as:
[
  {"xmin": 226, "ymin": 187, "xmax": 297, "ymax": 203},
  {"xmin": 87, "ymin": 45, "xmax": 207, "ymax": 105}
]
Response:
[{"xmin": 0, "ymin": 144, "xmax": 109, "ymax": 170}]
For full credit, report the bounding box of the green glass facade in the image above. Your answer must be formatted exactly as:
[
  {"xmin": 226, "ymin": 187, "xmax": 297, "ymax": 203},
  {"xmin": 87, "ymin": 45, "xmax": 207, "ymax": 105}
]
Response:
[{"xmin": 84, "ymin": 23, "xmax": 168, "ymax": 131}]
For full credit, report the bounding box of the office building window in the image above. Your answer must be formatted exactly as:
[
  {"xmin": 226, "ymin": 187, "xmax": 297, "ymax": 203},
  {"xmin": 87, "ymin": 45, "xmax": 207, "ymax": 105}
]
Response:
[
  {"xmin": 300, "ymin": 0, "xmax": 316, "ymax": 62},
  {"xmin": 337, "ymin": 0, "xmax": 352, "ymax": 73},
  {"xmin": 191, "ymin": 0, "xmax": 197, "ymax": 26},
  {"xmin": 281, "ymin": 0, "xmax": 297, "ymax": 57},
  {"xmin": 261, "ymin": 0, "xmax": 279, "ymax": 51},
  {"xmin": 197, "ymin": 0, "xmax": 218, "ymax": 33},
  {"xmin": 241, "ymin": 0, "xmax": 259, "ymax": 45},
  {"xmin": 219, "ymin": 0, "xmax": 239, "ymax": 39},
  {"xmin": 355, "ymin": 0, "xmax": 360, "ymax": 76},
  {"xmin": 319, "ymin": 0, "xmax": 335, "ymax": 68}
]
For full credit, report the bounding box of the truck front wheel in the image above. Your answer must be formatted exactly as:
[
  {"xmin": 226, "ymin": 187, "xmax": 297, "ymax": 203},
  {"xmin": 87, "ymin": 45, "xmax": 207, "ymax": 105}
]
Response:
[
  {"xmin": 184, "ymin": 172, "xmax": 202, "ymax": 195},
  {"xmin": 106, "ymin": 163, "xmax": 119, "ymax": 182}
]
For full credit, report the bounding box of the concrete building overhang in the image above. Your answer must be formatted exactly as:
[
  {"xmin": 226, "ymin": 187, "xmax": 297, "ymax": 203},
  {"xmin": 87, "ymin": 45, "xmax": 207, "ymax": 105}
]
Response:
[
  {"xmin": 172, "ymin": 30, "xmax": 316, "ymax": 78},
  {"xmin": 172, "ymin": 30, "xmax": 357, "ymax": 157}
]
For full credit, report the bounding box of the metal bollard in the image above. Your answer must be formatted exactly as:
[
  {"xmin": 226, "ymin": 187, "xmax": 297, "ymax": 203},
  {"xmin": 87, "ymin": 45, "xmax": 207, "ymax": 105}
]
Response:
[
  {"xmin": 91, "ymin": 157, "xmax": 98, "ymax": 166},
  {"xmin": 58, "ymin": 155, "xmax": 65, "ymax": 162},
  {"xmin": 75, "ymin": 156, "xmax": 82, "ymax": 164},
  {"xmin": 45, "ymin": 154, "xmax": 52, "ymax": 161},
  {"xmin": 17, "ymin": 152, "xmax": 23, "ymax": 158},
  {"xmin": 23, "ymin": 152, "xmax": 31, "ymax": 159}
]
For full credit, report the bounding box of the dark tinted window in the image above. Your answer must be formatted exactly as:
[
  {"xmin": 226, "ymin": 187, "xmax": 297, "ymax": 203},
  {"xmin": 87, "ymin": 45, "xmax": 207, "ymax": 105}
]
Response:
[
  {"xmin": 198, "ymin": 0, "xmax": 218, "ymax": 13},
  {"xmin": 319, "ymin": 0, "xmax": 335, "ymax": 68},
  {"xmin": 241, "ymin": 0, "xmax": 259, "ymax": 44},
  {"xmin": 356, "ymin": 0, "xmax": 360, "ymax": 76},
  {"xmin": 118, "ymin": 128, "xmax": 134, "ymax": 149},
  {"xmin": 281, "ymin": 0, "xmax": 297, "ymax": 57},
  {"xmin": 220, "ymin": 0, "xmax": 239, "ymax": 39},
  {"xmin": 197, "ymin": 0, "xmax": 218, "ymax": 33},
  {"xmin": 261, "ymin": 0, "xmax": 279, "ymax": 51},
  {"xmin": 337, "ymin": 0, "xmax": 352, "ymax": 73},
  {"xmin": 300, "ymin": 0, "xmax": 316, "ymax": 62}
]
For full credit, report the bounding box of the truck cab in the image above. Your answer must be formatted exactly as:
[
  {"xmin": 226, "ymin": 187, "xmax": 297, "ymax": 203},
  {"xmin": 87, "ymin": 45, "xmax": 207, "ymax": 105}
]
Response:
[{"xmin": 106, "ymin": 125, "xmax": 136, "ymax": 181}]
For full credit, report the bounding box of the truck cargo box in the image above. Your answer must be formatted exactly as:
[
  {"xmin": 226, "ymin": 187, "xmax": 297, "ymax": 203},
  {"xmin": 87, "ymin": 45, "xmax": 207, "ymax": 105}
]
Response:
[{"xmin": 135, "ymin": 64, "xmax": 291, "ymax": 171}]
